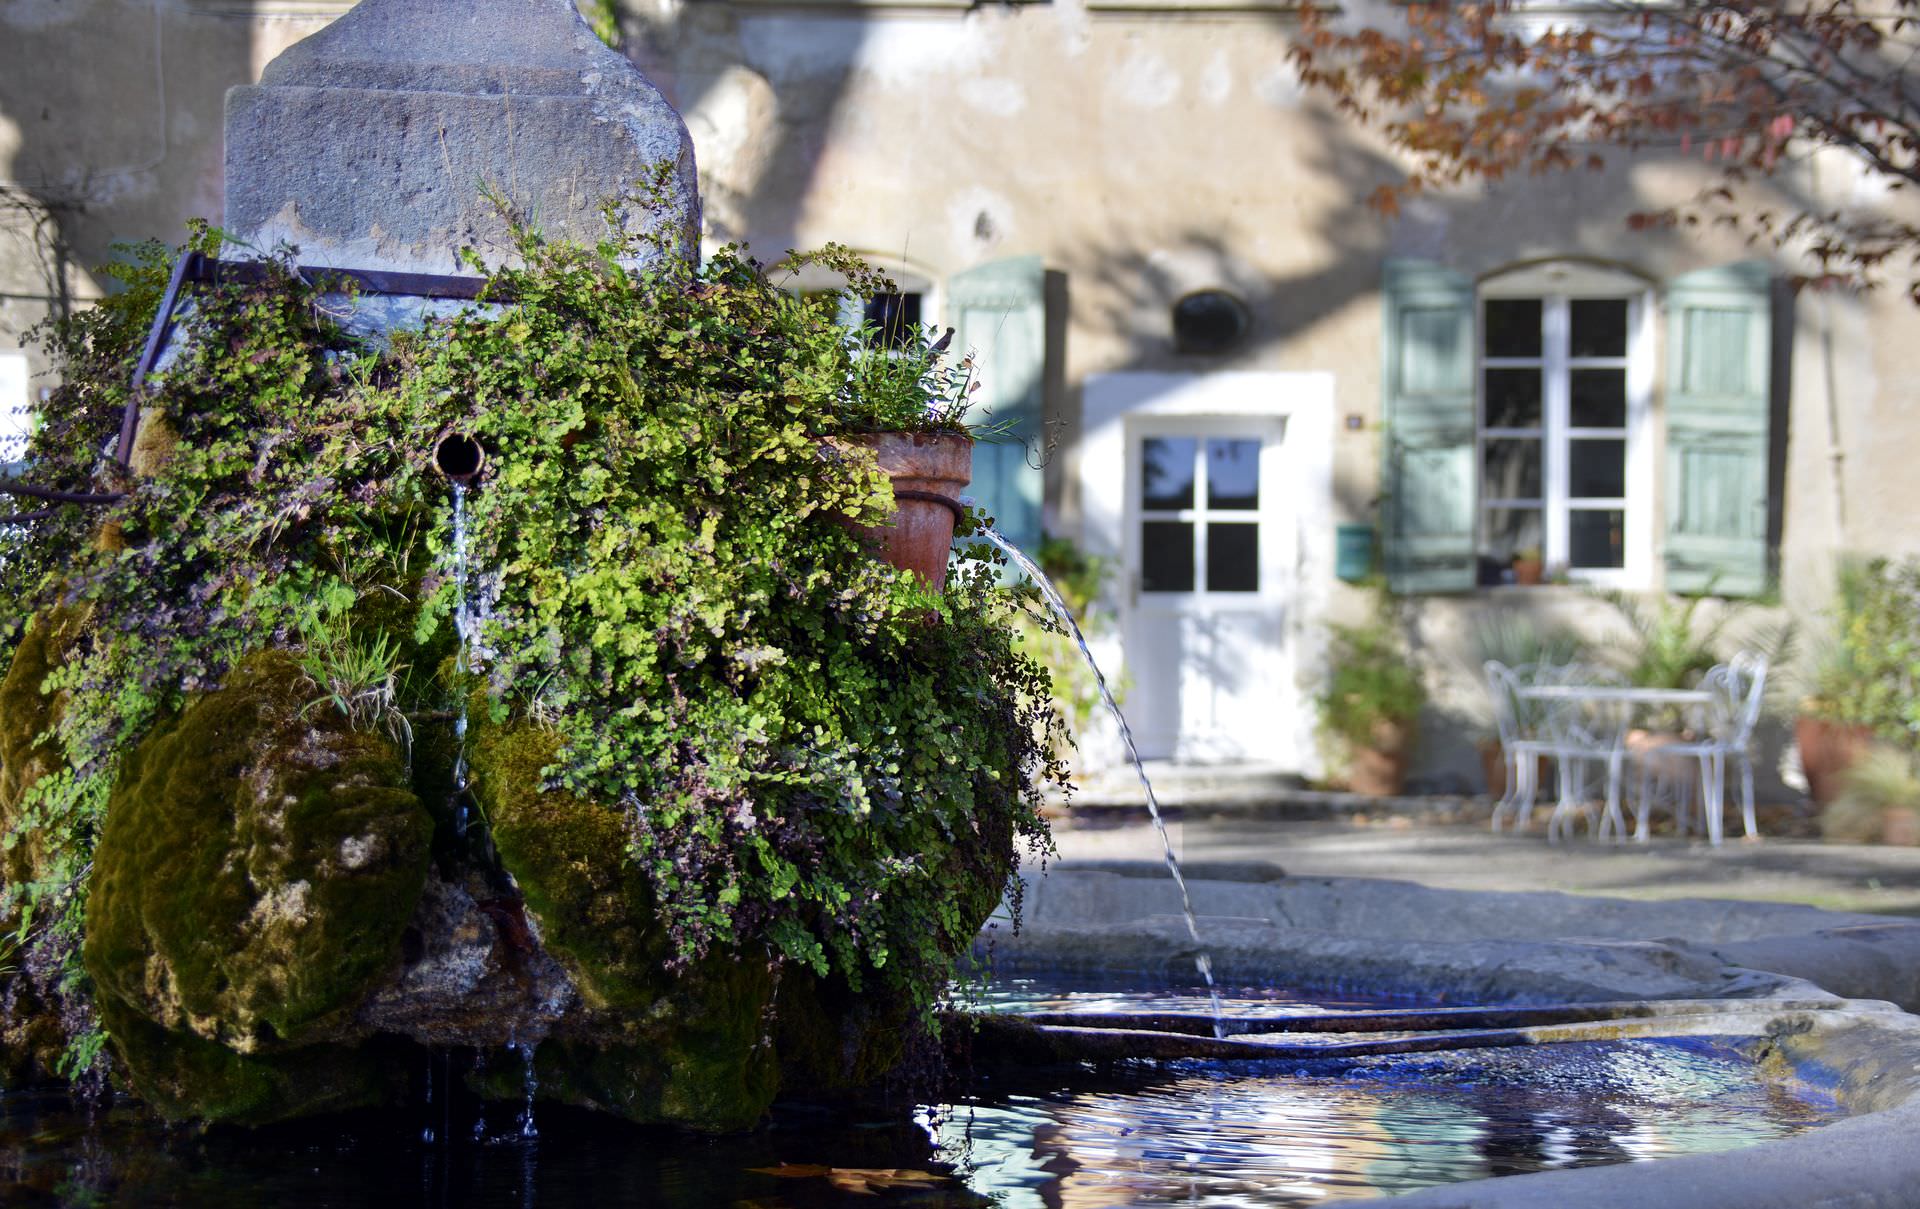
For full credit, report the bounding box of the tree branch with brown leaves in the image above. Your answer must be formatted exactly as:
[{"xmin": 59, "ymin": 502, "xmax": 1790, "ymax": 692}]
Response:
[{"xmin": 1291, "ymin": 0, "xmax": 1920, "ymax": 300}]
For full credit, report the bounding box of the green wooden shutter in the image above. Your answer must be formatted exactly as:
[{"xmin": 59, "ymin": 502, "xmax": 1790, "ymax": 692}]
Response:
[
  {"xmin": 1664, "ymin": 262, "xmax": 1772, "ymax": 596},
  {"xmin": 1381, "ymin": 260, "xmax": 1477, "ymax": 593},
  {"xmin": 948, "ymin": 256, "xmax": 1046, "ymax": 552}
]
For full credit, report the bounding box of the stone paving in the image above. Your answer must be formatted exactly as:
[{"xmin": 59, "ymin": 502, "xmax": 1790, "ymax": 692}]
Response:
[{"xmin": 1047, "ymin": 810, "xmax": 1920, "ymax": 917}]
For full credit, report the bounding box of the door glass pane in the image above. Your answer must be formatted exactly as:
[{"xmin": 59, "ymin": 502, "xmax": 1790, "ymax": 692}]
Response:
[
  {"xmin": 1570, "ymin": 299, "xmax": 1629, "ymax": 358},
  {"xmin": 1484, "ymin": 298, "xmax": 1542, "ymax": 358},
  {"xmin": 1570, "ymin": 438, "xmax": 1626, "ymax": 498},
  {"xmin": 1482, "ymin": 506, "xmax": 1543, "ymax": 564},
  {"xmin": 1207, "ymin": 438, "xmax": 1260, "ymax": 510},
  {"xmin": 1570, "ymin": 368, "xmax": 1627, "ymax": 427},
  {"xmin": 1482, "ymin": 438, "xmax": 1541, "ymax": 500},
  {"xmin": 1570, "ymin": 508, "xmax": 1626, "ymax": 568},
  {"xmin": 1206, "ymin": 523, "xmax": 1259, "ymax": 592},
  {"xmin": 1142, "ymin": 521, "xmax": 1195, "ymax": 592},
  {"xmin": 1484, "ymin": 369, "xmax": 1542, "ymax": 428},
  {"xmin": 1141, "ymin": 438, "xmax": 1196, "ymax": 510}
]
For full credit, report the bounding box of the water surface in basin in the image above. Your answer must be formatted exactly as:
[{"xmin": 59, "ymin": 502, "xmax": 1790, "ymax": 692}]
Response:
[
  {"xmin": 941, "ymin": 976, "xmax": 1843, "ymax": 1205},
  {"xmin": 0, "ymin": 982, "xmax": 1844, "ymax": 1207}
]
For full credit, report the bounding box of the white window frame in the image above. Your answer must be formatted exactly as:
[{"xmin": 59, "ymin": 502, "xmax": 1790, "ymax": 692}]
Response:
[
  {"xmin": 1479, "ymin": 263, "xmax": 1655, "ymax": 589},
  {"xmin": 1134, "ymin": 425, "xmax": 1271, "ymax": 604}
]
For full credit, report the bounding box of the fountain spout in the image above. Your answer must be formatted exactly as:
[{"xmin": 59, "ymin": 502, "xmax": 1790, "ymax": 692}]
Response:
[{"xmin": 433, "ymin": 433, "xmax": 485, "ymax": 485}]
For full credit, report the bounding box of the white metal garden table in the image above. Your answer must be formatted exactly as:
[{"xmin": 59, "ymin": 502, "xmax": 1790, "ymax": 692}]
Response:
[{"xmin": 1514, "ymin": 684, "xmax": 1715, "ymax": 843}]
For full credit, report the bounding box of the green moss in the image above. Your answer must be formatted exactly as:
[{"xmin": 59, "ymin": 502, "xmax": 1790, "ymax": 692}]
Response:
[
  {"xmin": 0, "ymin": 606, "xmax": 85, "ymax": 894},
  {"xmin": 0, "ymin": 608, "xmax": 87, "ymax": 1084},
  {"xmin": 470, "ymin": 725, "xmax": 670, "ymax": 1010},
  {"xmin": 96, "ymin": 993, "xmax": 395, "ymax": 1126},
  {"xmin": 84, "ymin": 653, "xmax": 432, "ymax": 1053},
  {"xmin": 774, "ymin": 973, "xmax": 910, "ymax": 1096},
  {"xmin": 470, "ymin": 722, "xmax": 778, "ymax": 1130}
]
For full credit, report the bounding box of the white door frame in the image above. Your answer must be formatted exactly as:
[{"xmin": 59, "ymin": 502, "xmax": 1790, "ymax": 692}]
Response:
[{"xmin": 1081, "ymin": 372, "xmax": 1335, "ymax": 772}]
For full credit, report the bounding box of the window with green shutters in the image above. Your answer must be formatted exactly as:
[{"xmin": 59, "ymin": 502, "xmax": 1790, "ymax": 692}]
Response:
[{"xmin": 1379, "ymin": 258, "xmax": 1773, "ymax": 597}]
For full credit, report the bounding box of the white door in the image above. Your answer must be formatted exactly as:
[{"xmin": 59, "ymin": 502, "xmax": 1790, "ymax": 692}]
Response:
[{"xmin": 1123, "ymin": 417, "xmax": 1291, "ymax": 761}]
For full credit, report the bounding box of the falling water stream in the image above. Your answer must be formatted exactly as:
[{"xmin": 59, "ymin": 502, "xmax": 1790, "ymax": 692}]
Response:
[
  {"xmin": 978, "ymin": 525, "xmax": 1226, "ymax": 1037},
  {"xmin": 450, "ymin": 481, "xmax": 474, "ymax": 838}
]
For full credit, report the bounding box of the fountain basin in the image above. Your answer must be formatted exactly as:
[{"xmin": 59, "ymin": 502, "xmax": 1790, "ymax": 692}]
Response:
[{"xmin": 968, "ymin": 862, "xmax": 1920, "ymax": 1207}]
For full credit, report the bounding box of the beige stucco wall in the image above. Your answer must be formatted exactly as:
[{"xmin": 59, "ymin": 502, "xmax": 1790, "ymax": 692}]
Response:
[{"xmin": 3, "ymin": 0, "xmax": 1916, "ymax": 784}]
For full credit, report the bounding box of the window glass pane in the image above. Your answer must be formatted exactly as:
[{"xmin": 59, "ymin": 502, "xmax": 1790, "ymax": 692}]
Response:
[
  {"xmin": 1484, "ymin": 298, "xmax": 1542, "ymax": 358},
  {"xmin": 1570, "ymin": 369, "xmax": 1627, "ymax": 428},
  {"xmin": 863, "ymin": 292, "xmax": 922, "ymax": 349},
  {"xmin": 1142, "ymin": 521, "xmax": 1195, "ymax": 591},
  {"xmin": 1570, "ymin": 508, "xmax": 1626, "ymax": 568},
  {"xmin": 1141, "ymin": 438, "xmax": 1196, "ymax": 510},
  {"xmin": 1482, "ymin": 506, "xmax": 1543, "ymax": 564},
  {"xmin": 1482, "ymin": 438, "xmax": 1541, "ymax": 501},
  {"xmin": 1206, "ymin": 523, "xmax": 1259, "ymax": 592},
  {"xmin": 1207, "ymin": 438, "xmax": 1260, "ymax": 510},
  {"xmin": 1484, "ymin": 368, "xmax": 1542, "ymax": 428},
  {"xmin": 1570, "ymin": 438, "xmax": 1626, "ymax": 498},
  {"xmin": 1570, "ymin": 299, "xmax": 1629, "ymax": 357}
]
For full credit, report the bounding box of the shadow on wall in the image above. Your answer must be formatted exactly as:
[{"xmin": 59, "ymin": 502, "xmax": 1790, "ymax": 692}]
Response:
[{"xmin": 0, "ymin": 0, "xmax": 265, "ymax": 375}]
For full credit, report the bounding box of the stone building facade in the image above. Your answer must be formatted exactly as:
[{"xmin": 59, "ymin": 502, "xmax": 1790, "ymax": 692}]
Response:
[{"xmin": 5, "ymin": 0, "xmax": 1918, "ymax": 786}]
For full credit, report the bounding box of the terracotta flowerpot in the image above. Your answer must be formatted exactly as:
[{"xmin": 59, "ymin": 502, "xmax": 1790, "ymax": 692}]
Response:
[
  {"xmin": 1512, "ymin": 558, "xmax": 1544, "ymax": 587},
  {"xmin": 1349, "ymin": 719, "xmax": 1412, "ymax": 797},
  {"xmin": 1478, "ymin": 738, "xmax": 1507, "ymax": 799},
  {"xmin": 832, "ymin": 431, "xmax": 972, "ymax": 591},
  {"xmin": 1797, "ymin": 715, "xmax": 1876, "ymax": 808},
  {"xmin": 1478, "ymin": 738, "xmax": 1551, "ymax": 802}
]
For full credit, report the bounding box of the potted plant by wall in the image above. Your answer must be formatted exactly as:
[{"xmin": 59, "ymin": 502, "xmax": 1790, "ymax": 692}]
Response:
[
  {"xmin": 1511, "ymin": 546, "xmax": 1545, "ymax": 586},
  {"xmin": 1820, "ymin": 745, "xmax": 1920, "ymax": 846},
  {"xmin": 1798, "ymin": 634, "xmax": 1878, "ymax": 808},
  {"xmin": 1317, "ymin": 595, "xmax": 1428, "ymax": 796},
  {"xmin": 1796, "ymin": 558, "xmax": 1918, "ymax": 806}
]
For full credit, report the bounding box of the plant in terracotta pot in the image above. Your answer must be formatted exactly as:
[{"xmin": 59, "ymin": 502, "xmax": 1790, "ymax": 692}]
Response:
[
  {"xmin": 807, "ymin": 253, "xmax": 1002, "ymax": 592},
  {"xmin": 1821, "ymin": 745, "xmax": 1920, "ymax": 846},
  {"xmin": 1317, "ymin": 594, "xmax": 1427, "ymax": 796},
  {"xmin": 1510, "ymin": 547, "xmax": 1545, "ymax": 586},
  {"xmin": 1794, "ymin": 557, "xmax": 1916, "ymax": 807}
]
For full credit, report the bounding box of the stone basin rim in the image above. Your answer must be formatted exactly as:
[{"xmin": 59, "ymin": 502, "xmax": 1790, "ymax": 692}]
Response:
[{"xmin": 978, "ymin": 864, "xmax": 1920, "ymax": 1209}]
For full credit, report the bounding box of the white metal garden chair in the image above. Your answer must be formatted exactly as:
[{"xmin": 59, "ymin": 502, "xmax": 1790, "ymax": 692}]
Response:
[
  {"xmin": 1630, "ymin": 652, "xmax": 1768, "ymax": 845},
  {"xmin": 1486, "ymin": 661, "xmax": 1629, "ymax": 840}
]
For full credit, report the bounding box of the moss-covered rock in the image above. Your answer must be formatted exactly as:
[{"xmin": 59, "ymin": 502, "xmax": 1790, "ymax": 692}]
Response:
[
  {"xmin": 0, "ymin": 607, "xmax": 89, "ymax": 1084},
  {"xmin": 0, "ymin": 605, "xmax": 86, "ymax": 895},
  {"xmin": 470, "ymin": 723, "xmax": 778, "ymax": 1131},
  {"xmin": 774, "ymin": 972, "xmax": 912, "ymax": 1098},
  {"xmin": 84, "ymin": 653, "xmax": 432, "ymax": 1058},
  {"xmin": 97, "ymin": 993, "xmax": 397, "ymax": 1126}
]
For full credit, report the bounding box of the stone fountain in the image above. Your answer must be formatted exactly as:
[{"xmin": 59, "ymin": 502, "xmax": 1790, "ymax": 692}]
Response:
[{"xmin": 9, "ymin": 2, "xmax": 1920, "ymax": 1205}]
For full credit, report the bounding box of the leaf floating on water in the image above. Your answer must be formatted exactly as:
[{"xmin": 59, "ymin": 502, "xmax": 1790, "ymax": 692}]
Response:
[
  {"xmin": 749, "ymin": 1164, "xmax": 834, "ymax": 1179},
  {"xmin": 748, "ymin": 1164, "xmax": 949, "ymax": 1195},
  {"xmin": 826, "ymin": 1169, "xmax": 948, "ymax": 1195}
]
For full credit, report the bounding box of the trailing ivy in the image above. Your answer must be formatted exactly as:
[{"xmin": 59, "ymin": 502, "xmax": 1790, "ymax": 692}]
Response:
[{"xmin": 0, "ymin": 215, "xmax": 1062, "ymax": 1063}]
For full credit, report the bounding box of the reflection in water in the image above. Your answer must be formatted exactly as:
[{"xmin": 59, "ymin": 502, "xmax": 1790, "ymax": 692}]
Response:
[{"xmin": 939, "ymin": 1037, "xmax": 1840, "ymax": 1208}]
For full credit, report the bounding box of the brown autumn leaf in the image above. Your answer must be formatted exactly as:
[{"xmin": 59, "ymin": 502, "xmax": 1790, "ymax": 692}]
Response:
[
  {"xmin": 748, "ymin": 1164, "xmax": 950, "ymax": 1195},
  {"xmin": 749, "ymin": 1164, "xmax": 834, "ymax": 1179},
  {"xmin": 824, "ymin": 1168, "xmax": 948, "ymax": 1195}
]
